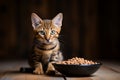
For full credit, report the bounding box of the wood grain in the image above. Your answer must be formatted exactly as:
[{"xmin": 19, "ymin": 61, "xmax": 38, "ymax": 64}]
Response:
[{"xmin": 0, "ymin": 60, "xmax": 120, "ymax": 80}]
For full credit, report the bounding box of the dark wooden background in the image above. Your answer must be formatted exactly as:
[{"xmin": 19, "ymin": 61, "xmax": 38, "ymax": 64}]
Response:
[{"xmin": 0, "ymin": 0, "xmax": 119, "ymax": 60}]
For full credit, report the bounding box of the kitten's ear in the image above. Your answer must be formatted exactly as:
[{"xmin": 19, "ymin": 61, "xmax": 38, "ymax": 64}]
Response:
[
  {"xmin": 52, "ymin": 13, "xmax": 63, "ymax": 28},
  {"xmin": 31, "ymin": 13, "xmax": 43, "ymax": 29}
]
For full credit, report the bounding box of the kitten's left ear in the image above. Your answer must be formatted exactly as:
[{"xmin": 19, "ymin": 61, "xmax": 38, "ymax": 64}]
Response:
[{"xmin": 52, "ymin": 13, "xmax": 63, "ymax": 28}]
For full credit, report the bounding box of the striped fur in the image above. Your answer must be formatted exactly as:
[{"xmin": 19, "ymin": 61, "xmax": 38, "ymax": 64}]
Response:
[{"xmin": 28, "ymin": 13, "xmax": 63, "ymax": 74}]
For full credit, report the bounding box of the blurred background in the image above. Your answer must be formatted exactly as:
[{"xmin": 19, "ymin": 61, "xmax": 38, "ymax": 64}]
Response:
[{"xmin": 0, "ymin": 0, "xmax": 119, "ymax": 61}]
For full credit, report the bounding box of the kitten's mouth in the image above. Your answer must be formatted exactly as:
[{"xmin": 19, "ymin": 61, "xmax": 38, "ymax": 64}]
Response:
[{"xmin": 43, "ymin": 42, "xmax": 53, "ymax": 45}]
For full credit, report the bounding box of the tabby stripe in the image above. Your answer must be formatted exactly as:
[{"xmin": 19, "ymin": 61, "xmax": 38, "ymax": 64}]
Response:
[{"xmin": 36, "ymin": 44, "xmax": 57, "ymax": 51}]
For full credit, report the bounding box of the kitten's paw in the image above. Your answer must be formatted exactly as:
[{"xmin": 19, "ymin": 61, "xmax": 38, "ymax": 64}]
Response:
[{"xmin": 33, "ymin": 67, "xmax": 44, "ymax": 75}]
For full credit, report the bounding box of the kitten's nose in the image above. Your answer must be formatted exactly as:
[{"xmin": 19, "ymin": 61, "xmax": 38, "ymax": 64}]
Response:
[{"xmin": 46, "ymin": 39, "xmax": 50, "ymax": 43}]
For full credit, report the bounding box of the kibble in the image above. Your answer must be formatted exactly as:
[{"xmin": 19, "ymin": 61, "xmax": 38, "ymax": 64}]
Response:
[{"xmin": 57, "ymin": 57, "xmax": 98, "ymax": 65}]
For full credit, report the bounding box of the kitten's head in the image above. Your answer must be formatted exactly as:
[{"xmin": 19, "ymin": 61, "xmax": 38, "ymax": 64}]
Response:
[{"xmin": 31, "ymin": 13, "xmax": 63, "ymax": 44}]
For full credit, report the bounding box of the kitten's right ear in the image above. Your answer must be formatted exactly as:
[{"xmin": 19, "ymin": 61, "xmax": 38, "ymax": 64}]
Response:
[{"xmin": 31, "ymin": 13, "xmax": 43, "ymax": 29}]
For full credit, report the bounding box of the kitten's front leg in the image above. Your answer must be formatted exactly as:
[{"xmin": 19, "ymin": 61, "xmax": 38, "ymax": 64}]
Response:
[
  {"xmin": 46, "ymin": 62, "xmax": 55, "ymax": 74},
  {"xmin": 33, "ymin": 62, "xmax": 44, "ymax": 75}
]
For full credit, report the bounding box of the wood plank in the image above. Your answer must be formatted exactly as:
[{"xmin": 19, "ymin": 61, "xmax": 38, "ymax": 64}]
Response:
[
  {"xmin": 1, "ymin": 73, "xmax": 92, "ymax": 80},
  {"xmin": 91, "ymin": 64, "xmax": 120, "ymax": 80},
  {"xmin": 66, "ymin": 77, "xmax": 92, "ymax": 80},
  {"xmin": 0, "ymin": 70, "xmax": 92, "ymax": 80},
  {"xmin": 102, "ymin": 61, "xmax": 120, "ymax": 73},
  {"xmin": 0, "ymin": 72, "xmax": 64, "ymax": 80},
  {"xmin": 0, "ymin": 60, "xmax": 28, "ymax": 79},
  {"xmin": 0, "ymin": 60, "xmax": 120, "ymax": 80}
]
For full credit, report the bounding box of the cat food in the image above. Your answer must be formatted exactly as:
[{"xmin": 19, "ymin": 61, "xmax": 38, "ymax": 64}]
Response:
[{"xmin": 57, "ymin": 57, "xmax": 98, "ymax": 65}]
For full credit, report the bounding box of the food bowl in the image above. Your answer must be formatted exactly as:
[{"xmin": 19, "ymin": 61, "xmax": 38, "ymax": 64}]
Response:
[{"xmin": 53, "ymin": 62, "xmax": 102, "ymax": 76}]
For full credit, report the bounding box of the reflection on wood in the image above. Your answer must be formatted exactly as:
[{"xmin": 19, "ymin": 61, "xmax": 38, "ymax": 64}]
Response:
[{"xmin": 0, "ymin": 60, "xmax": 120, "ymax": 80}]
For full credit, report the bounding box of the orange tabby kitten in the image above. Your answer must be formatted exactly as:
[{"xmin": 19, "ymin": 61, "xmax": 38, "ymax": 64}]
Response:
[{"xmin": 28, "ymin": 13, "xmax": 63, "ymax": 74}]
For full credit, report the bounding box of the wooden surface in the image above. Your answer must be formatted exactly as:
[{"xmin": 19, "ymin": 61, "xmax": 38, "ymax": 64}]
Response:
[{"xmin": 0, "ymin": 60, "xmax": 120, "ymax": 80}]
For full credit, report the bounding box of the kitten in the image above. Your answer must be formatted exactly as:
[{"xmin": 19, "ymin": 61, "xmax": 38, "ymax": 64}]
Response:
[{"xmin": 28, "ymin": 13, "xmax": 63, "ymax": 74}]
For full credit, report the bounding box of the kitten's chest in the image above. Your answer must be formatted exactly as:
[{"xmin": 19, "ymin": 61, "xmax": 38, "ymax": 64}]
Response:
[{"xmin": 33, "ymin": 42, "xmax": 59, "ymax": 55}]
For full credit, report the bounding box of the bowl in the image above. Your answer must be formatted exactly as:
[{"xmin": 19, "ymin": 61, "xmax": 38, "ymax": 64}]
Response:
[{"xmin": 53, "ymin": 63, "xmax": 102, "ymax": 76}]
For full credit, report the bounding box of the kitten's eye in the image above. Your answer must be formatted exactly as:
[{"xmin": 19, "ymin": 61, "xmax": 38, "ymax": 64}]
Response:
[
  {"xmin": 38, "ymin": 31, "xmax": 45, "ymax": 35},
  {"xmin": 51, "ymin": 30, "xmax": 56, "ymax": 35}
]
